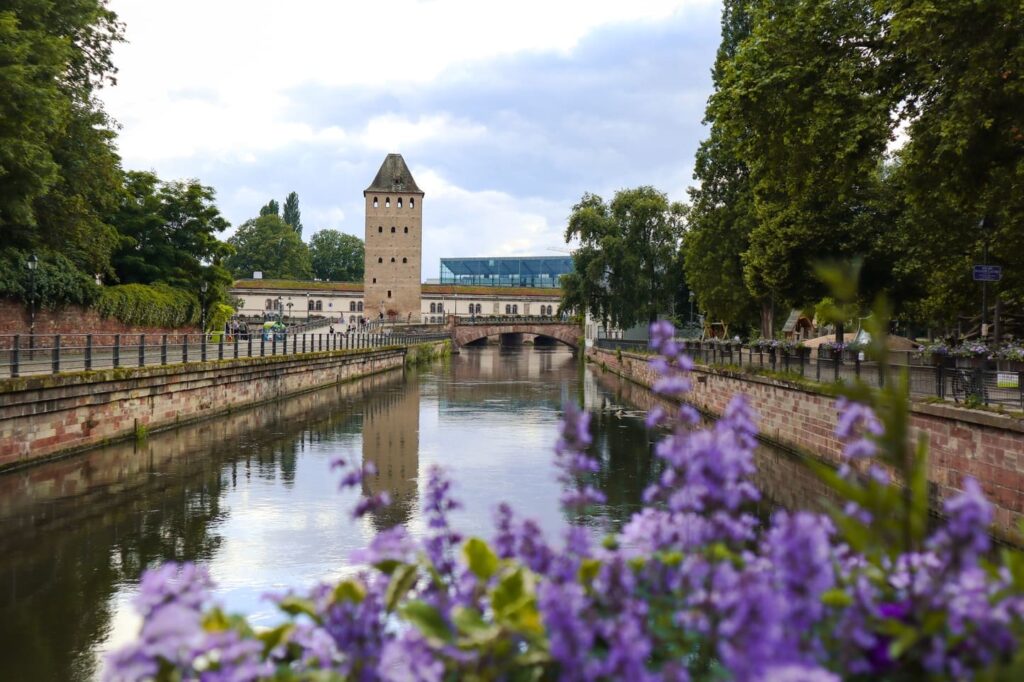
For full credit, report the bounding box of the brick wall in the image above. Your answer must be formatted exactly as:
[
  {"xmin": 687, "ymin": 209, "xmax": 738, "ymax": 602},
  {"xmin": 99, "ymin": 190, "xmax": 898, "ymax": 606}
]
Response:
[
  {"xmin": 0, "ymin": 298, "xmax": 198, "ymax": 338},
  {"xmin": 590, "ymin": 346, "xmax": 1024, "ymax": 534},
  {"xmin": 0, "ymin": 344, "xmax": 449, "ymax": 470}
]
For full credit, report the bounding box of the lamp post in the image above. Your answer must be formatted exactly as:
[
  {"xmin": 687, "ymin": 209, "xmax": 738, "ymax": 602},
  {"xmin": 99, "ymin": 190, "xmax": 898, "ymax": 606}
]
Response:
[
  {"xmin": 688, "ymin": 291, "xmax": 695, "ymax": 326},
  {"xmin": 27, "ymin": 254, "xmax": 38, "ymax": 356},
  {"xmin": 277, "ymin": 296, "xmax": 283, "ymax": 322},
  {"xmin": 200, "ymin": 281, "xmax": 208, "ymax": 332},
  {"xmin": 305, "ymin": 291, "xmax": 310, "ymax": 320}
]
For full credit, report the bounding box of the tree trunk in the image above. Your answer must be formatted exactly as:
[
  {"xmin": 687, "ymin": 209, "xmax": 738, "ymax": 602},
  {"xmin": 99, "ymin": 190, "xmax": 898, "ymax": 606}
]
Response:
[
  {"xmin": 760, "ymin": 301, "xmax": 773, "ymax": 339},
  {"xmin": 994, "ymin": 297, "xmax": 1002, "ymax": 343}
]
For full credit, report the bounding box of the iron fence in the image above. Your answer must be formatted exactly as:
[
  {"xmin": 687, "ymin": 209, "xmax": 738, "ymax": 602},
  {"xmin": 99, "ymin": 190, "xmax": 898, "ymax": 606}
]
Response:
[
  {"xmin": 453, "ymin": 315, "xmax": 570, "ymax": 326},
  {"xmin": 0, "ymin": 331, "xmax": 450, "ymax": 378},
  {"xmin": 597, "ymin": 339, "xmax": 1024, "ymax": 411}
]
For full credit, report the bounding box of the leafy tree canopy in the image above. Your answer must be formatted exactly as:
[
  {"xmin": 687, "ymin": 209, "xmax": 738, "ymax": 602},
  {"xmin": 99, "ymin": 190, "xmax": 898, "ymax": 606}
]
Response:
[
  {"xmin": 282, "ymin": 191, "xmax": 302, "ymax": 237},
  {"xmin": 309, "ymin": 229, "xmax": 364, "ymax": 282},
  {"xmin": 225, "ymin": 214, "xmax": 312, "ymax": 281},
  {"xmin": 560, "ymin": 187, "xmax": 684, "ymax": 330},
  {"xmin": 259, "ymin": 199, "xmax": 279, "ymax": 217},
  {"xmin": 0, "ymin": 0, "xmax": 124, "ymax": 278},
  {"xmin": 111, "ymin": 170, "xmax": 233, "ymax": 293}
]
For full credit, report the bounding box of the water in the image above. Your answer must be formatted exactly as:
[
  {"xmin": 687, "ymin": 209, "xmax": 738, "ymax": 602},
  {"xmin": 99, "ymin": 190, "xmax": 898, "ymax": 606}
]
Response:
[{"xmin": 0, "ymin": 346, "xmax": 830, "ymax": 680}]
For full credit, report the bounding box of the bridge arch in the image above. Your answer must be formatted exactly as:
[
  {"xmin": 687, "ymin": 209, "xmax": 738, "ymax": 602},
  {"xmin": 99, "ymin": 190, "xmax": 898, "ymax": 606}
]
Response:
[{"xmin": 450, "ymin": 321, "xmax": 579, "ymax": 350}]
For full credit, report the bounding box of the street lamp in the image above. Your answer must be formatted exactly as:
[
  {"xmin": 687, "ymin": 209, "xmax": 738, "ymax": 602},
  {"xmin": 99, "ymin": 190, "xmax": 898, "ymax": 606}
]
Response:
[
  {"xmin": 688, "ymin": 291, "xmax": 695, "ymax": 326},
  {"xmin": 200, "ymin": 281, "xmax": 209, "ymax": 332},
  {"xmin": 276, "ymin": 296, "xmax": 283, "ymax": 322},
  {"xmin": 306, "ymin": 291, "xmax": 310, "ymax": 319},
  {"xmin": 26, "ymin": 254, "xmax": 38, "ymax": 355},
  {"xmin": 26, "ymin": 253, "xmax": 38, "ymax": 330}
]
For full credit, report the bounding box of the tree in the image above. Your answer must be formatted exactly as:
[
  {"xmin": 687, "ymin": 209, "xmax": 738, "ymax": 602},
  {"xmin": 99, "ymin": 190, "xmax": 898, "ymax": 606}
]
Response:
[
  {"xmin": 282, "ymin": 191, "xmax": 302, "ymax": 237},
  {"xmin": 225, "ymin": 214, "xmax": 312, "ymax": 280},
  {"xmin": 560, "ymin": 188, "xmax": 684, "ymax": 330},
  {"xmin": 684, "ymin": 0, "xmax": 762, "ymax": 335},
  {"xmin": 309, "ymin": 229, "xmax": 363, "ymax": 282},
  {"xmin": 708, "ymin": 1, "xmax": 895, "ymax": 327},
  {"xmin": 0, "ymin": 0, "xmax": 125, "ymax": 282},
  {"xmin": 259, "ymin": 200, "xmax": 279, "ymax": 217},
  {"xmin": 880, "ymin": 0, "xmax": 1024, "ymax": 331},
  {"xmin": 111, "ymin": 171, "xmax": 233, "ymax": 292}
]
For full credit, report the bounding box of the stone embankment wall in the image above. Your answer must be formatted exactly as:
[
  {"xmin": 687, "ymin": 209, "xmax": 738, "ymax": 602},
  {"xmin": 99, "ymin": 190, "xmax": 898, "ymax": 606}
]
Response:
[
  {"xmin": 0, "ymin": 342, "xmax": 446, "ymax": 470},
  {"xmin": 589, "ymin": 346, "xmax": 1024, "ymax": 534},
  {"xmin": 0, "ymin": 299, "xmax": 198, "ymax": 338}
]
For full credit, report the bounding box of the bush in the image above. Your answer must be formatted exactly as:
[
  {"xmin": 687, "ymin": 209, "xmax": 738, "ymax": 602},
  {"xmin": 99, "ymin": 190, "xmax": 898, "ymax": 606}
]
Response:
[
  {"xmin": 95, "ymin": 283, "xmax": 199, "ymax": 328},
  {"xmin": 0, "ymin": 248, "xmax": 100, "ymax": 309},
  {"xmin": 105, "ymin": 322, "xmax": 1024, "ymax": 681},
  {"xmin": 206, "ymin": 302, "xmax": 234, "ymax": 334}
]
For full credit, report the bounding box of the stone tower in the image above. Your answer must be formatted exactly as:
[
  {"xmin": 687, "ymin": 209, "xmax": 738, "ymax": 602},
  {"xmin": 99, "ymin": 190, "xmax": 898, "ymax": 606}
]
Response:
[{"xmin": 363, "ymin": 154, "xmax": 423, "ymax": 321}]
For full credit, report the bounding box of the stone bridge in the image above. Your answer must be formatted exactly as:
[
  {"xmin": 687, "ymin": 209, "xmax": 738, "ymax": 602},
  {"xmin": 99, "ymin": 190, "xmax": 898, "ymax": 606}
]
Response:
[{"xmin": 447, "ymin": 315, "xmax": 580, "ymax": 350}]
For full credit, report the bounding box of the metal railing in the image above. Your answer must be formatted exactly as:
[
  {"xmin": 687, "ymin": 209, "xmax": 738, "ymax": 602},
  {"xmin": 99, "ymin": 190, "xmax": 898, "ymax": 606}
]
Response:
[
  {"xmin": 594, "ymin": 338, "xmax": 650, "ymax": 352},
  {"xmin": 598, "ymin": 339, "xmax": 1024, "ymax": 411},
  {"xmin": 0, "ymin": 331, "xmax": 450, "ymax": 378},
  {"xmin": 453, "ymin": 315, "xmax": 570, "ymax": 325}
]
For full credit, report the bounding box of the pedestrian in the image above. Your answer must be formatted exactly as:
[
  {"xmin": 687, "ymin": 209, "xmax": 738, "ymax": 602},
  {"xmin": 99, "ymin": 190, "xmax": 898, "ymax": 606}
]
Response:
[{"xmin": 329, "ymin": 325, "xmax": 335, "ymax": 334}]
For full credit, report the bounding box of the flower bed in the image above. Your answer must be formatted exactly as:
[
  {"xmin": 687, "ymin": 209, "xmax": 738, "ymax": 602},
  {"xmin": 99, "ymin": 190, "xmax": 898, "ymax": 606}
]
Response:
[{"xmin": 106, "ymin": 323, "xmax": 1024, "ymax": 681}]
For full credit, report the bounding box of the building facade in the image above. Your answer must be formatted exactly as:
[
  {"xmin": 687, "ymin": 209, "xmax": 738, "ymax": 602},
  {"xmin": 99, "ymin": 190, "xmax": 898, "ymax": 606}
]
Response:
[
  {"xmin": 230, "ymin": 282, "xmax": 561, "ymax": 327},
  {"xmin": 363, "ymin": 154, "xmax": 423, "ymax": 322}
]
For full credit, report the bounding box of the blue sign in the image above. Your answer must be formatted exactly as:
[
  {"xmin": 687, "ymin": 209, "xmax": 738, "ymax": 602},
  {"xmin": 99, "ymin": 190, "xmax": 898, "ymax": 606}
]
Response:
[{"xmin": 973, "ymin": 265, "xmax": 1002, "ymax": 282}]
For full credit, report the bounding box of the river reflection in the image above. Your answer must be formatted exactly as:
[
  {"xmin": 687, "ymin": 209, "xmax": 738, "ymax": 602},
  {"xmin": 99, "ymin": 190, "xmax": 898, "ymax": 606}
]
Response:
[{"xmin": 0, "ymin": 346, "xmax": 831, "ymax": 680}]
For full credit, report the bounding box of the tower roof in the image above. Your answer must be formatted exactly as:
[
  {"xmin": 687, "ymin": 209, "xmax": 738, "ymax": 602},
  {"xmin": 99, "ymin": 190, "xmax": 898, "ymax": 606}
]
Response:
[{"xmin": 364, "ymin": 153, "xmax": 423, "ymax": 194}]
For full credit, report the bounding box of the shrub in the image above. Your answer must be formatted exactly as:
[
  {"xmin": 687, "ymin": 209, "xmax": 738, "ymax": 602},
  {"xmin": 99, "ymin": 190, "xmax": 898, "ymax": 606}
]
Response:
[
  {"xmin": 0, "ymin": 248, "xmax": 100, "ymax": 309},
  {"xmin": 95, "ymin": 284, "xmax": 199, "ymax": 328},
  {"xmin": 206, "ymin": 302, "xmax": 234, "ymax": 333},
  {"xmin": 105, "ymin": 322, "xmax": 1024, "ymax": 681}
]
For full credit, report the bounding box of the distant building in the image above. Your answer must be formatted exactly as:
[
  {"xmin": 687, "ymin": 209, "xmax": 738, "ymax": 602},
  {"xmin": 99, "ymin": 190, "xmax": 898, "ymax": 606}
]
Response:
[
  {"xmin": 439, "ymin": 256, "xmax": 572, "ymax": 288},
  {"xmin": 229, "ymin": 281, "xmax": 561, "ymax": 326},
  {"xmin": 363, "ymin": 154, "xmax": 423, "ymax": 321},
  {"xmin": 229, "ymin": 153, "xmax": 566, "ymax": 325}
]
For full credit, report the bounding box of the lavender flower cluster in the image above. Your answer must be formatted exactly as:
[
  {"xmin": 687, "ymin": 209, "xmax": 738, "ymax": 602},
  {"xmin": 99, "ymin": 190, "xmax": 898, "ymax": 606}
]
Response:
[{"xmin": 106, "ymin": 323, "xmax": 1024, "ymax": 681}]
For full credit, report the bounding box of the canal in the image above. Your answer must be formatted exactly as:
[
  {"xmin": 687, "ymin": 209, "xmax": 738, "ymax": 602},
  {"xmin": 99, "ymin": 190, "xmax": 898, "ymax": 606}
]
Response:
[{"xmin": 0, "ymin": 346, "xmax": 830, "ymax": 680}]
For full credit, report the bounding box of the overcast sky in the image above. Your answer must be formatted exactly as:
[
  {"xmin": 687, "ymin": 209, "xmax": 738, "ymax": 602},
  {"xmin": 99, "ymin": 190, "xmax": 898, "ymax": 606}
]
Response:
[{"xmin": 101, "ymin": 0, "xmax": 722, "ymax": 276}]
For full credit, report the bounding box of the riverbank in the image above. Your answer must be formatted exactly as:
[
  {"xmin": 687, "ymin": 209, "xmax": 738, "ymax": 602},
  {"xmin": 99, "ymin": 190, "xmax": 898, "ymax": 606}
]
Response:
[
  {"xmin": 588, "ymin": 345, "xmax": 1024, "ymax": 537},
  {"xmin": 0, "ymin": 340, "xmax": 449, "ymax": 471}
]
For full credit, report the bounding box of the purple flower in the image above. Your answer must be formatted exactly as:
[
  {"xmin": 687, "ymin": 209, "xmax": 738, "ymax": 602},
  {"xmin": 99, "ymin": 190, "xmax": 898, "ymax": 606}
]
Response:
[
  {"xmin": 351, "ymin": 525, "xmax": 418, "ymax": 566},
  {"xmin": 928, "ymin": 477, "xmax": 991, "ymax": 567},
  {"xmin": 834, "ymin": 397, "xmax": 882, "ymax": 460},
  {"xmin": 555, "ymin": 403, "xmax": 605, "ymax": 510}
]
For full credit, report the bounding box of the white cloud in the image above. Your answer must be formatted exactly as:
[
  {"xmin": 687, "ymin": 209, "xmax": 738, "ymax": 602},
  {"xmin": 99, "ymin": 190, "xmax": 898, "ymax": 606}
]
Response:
[
  {"xmin": 360, "ymin": 114, "xmax": 486, "ymax": 151},
  {"xmin": 103, "ymin": 0, "xmax": 715, "ymax": 164},
  {"xmin": 413, "ymin": 168, "xmax": 569, "ymax": 268}
]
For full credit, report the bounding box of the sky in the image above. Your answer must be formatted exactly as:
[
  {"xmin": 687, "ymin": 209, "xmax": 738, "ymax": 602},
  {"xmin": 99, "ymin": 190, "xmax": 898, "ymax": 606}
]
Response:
[{"xmin": 101, "ymin": 0, "xmax": 723, "ymax": 277}]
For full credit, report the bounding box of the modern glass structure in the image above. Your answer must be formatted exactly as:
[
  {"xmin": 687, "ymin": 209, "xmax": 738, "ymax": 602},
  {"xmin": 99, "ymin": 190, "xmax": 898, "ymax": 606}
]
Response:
[{"xmin": 439, "ymin": 256, "xmax": 572, "ymax": 288}]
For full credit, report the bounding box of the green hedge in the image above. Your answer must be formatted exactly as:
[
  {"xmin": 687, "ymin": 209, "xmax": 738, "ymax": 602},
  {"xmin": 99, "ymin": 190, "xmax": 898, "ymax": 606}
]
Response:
[
  {"xmin": 0, "ymin": 248, "xmax": 101, "ymax": 309},
  {"xmin": 95, "ymin": 284, "xmax": 200, "ymax": 328}
]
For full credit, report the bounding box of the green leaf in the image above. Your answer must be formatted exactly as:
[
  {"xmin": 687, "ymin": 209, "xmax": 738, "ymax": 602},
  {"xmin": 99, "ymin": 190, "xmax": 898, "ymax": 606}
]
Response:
[
  {"xmin": 385, "ymin": 563, "xmax": 420, "ymax": 613},
  {"xmin": 492, "ymin": 568, "xmax": 528, "ymax": 617},
  {"xmin": 277, "ymin": 596, "xmax": 320, "ymax": 622},
  {"xmin": 452, "ymin": 606, "xmax": 502, "ymax": 645},
  {"xmin": 463, "ymin": 537, "xmax": 499, "ymax": 581},
  {"xmin": 332, "ymin": 579, "xmax": 365, "ymax": 605},
  {"xmin": 257, "ymin": 623, "xmax": 294, "ymax": 657},
  {"xmin": 374, "ymin": 559, "xmax": 402, "ymax": 576},
  {"xmin": 401, "ymin": 600, "xmax": 453, "ymax": 644},
  {"xmin": 578, "ymin": 558, "xmax": 602, "ymax": 585},
  {"xmin": 821, "ymin": 588, "xmax": 853, "ymax": 608}
]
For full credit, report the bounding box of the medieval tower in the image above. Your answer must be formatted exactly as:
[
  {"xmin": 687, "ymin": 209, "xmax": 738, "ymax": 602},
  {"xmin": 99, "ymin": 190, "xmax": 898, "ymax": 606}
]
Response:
[{"xmin": 363, "ymin": 154, "xmax": 423, "ymax": 321}]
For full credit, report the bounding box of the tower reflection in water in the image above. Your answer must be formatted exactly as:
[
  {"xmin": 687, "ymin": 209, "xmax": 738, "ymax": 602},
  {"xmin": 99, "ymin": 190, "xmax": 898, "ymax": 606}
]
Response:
[{"xmin": 362, "ymin": 373, "xmax": 419, "ymax": 530}]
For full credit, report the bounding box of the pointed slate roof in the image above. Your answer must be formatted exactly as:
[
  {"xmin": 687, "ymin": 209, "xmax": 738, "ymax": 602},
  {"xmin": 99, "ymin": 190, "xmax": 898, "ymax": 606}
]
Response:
[{"xmin": 364, "ymin": 153, "xmax": 423, "ymax": 194}]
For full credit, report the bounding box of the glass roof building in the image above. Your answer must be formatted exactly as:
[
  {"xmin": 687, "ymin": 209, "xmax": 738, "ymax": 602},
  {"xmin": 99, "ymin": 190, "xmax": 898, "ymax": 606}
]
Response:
[{"xmin": 439, "ymin": 256, "xmax": 573, "ymax": 288}]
